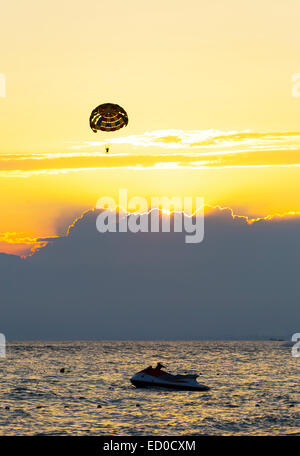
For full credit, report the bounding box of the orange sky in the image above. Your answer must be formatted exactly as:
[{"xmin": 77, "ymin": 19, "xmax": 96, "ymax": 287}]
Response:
[{"xmin": 1, "ymin": 0, "xmax": 300, "ymax": 255}]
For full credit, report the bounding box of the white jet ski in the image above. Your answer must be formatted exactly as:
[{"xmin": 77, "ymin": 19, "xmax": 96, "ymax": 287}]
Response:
[{"xmin": 130, "ymin": 364, "xmax": 210, "ymax": 392}]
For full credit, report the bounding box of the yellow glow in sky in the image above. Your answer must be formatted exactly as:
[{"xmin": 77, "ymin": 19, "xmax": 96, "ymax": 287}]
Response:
[{"xmin": 1, "ymin": 0, "xmax": 300, "ymax": 255}]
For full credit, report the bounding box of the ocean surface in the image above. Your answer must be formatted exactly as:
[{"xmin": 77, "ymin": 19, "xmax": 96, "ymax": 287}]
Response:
[{"xmin": 0, "ymin": 340, "xmax": 299, "ymax": 436}]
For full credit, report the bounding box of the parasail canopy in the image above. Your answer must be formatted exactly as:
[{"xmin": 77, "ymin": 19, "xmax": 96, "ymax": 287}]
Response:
[{"xmin": 89, "ymin": 103, "xmax": 128, "ymax": 133}]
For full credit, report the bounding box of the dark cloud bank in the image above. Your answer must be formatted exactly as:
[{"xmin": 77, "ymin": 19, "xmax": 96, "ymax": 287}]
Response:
[{"xmin": 1, "ymin": 208, "xmax": 300, "ymax": 340}]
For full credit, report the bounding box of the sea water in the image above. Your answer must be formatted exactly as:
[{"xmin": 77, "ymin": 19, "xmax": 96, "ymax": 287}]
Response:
[{"xmin": 0, "ymin": 340, "xmax": 299, "ymax": 435}]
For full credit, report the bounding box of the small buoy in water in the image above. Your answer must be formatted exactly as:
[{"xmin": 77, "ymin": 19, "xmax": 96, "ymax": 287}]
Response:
[
  {"xmin": 289, "ymin": 404, "xmax": 295, "ymax": 407},
  {"xmin": 255, "ymin": 404, "xmax": 260, "ymax": 407},
  {"xmin": 136, "ymin": 404, "xmax": 140, "ymax": 407},
  {"xmin": 60, "ymin": 368, "xmax": 65, "ymax": 373},
  {"xmin": 5, "ymin": 406, "xmax": 10, "ymax": 410},
  {"xmin": 97, "ymin": 405, "xmax": 102, "ymax": 408},
  {"xmin": 36, "ymin": 406, "xmax": 43, "ymax": 409}
]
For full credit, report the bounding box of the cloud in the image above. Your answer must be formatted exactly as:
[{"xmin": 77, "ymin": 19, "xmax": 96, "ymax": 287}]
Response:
[
  {"xmin": 72, "ymin": 129, "xmax": 300, "ymax": 151},
  {"xmin": 1, "ymin": 207, "xmax": 300, "ymax": 340},
  {"xmin": 0, "ymin": 233, "xmax": 48, "ymax": 257},
  {"xmin": 1, "ymin": 130, "xmax": 300, "ymax": 177}
]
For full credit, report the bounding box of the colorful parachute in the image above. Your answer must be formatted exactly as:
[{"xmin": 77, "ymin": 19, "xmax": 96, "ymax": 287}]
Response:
[{"xmin": 89, "ymin": 103, "xmax": 128, "ymax": 133}]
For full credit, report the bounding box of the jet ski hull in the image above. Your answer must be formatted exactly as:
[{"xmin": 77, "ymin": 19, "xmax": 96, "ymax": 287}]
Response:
[
  {"xmin": 131, "ymin": 379, "xmax": 210, "ymax": 391},
  {"xmin": 130, "ymin": 372, "xmax": 210, "ymax": 391}
]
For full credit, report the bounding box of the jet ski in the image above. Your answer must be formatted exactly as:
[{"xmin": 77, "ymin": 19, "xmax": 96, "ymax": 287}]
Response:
[{"xmin": 130, "ymin": 365, "xmax": 210, "ymax": 392}]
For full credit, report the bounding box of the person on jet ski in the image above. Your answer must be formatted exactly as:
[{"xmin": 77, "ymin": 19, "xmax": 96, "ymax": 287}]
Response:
[{"xmin": 144, "ymin": 362, "xmax": 166, "ymax": 373}]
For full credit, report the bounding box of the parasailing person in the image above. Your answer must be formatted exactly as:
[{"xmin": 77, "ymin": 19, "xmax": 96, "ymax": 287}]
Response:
[{"xmin": 89, "ymin": 102, "xmax": 128, "ymax": 153}]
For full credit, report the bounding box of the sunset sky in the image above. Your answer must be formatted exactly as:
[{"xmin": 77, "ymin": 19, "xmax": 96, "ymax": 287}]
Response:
[{"xmin": 1, "ymin": 0, "xmax": 300, "ymax": 256}]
